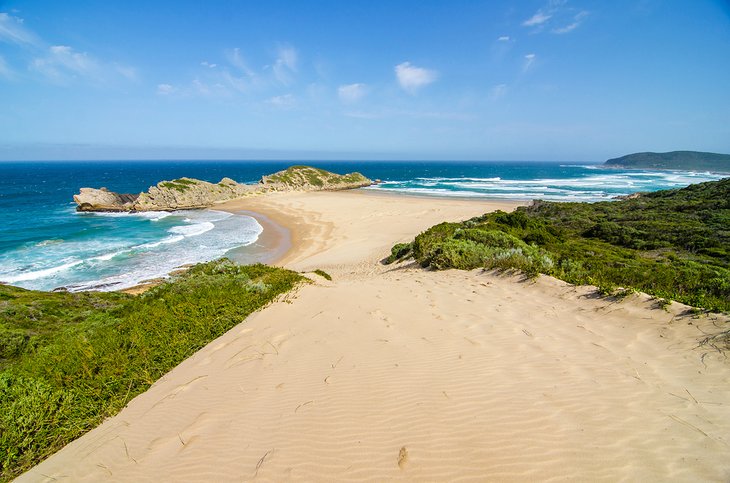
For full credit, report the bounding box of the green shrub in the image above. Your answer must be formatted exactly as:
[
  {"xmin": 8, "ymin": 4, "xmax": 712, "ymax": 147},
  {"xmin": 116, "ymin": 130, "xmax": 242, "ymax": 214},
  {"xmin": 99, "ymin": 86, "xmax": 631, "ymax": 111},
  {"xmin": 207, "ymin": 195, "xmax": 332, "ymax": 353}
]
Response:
[
  {"xmin": 313, "ymin": 269, "xmax": 332, "ymax": 281},
  {"xmin": 384, "ymin": 243, "xmax": 413, "ymax": 264}
]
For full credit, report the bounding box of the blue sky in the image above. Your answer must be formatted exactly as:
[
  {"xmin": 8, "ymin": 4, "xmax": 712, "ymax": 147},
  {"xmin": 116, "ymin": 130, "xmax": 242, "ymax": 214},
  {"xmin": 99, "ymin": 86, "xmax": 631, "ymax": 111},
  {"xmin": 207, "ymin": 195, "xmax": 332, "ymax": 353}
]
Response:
[{"xmin": 0, "ymin": 0, "xmax": 729, "ymax": 161}]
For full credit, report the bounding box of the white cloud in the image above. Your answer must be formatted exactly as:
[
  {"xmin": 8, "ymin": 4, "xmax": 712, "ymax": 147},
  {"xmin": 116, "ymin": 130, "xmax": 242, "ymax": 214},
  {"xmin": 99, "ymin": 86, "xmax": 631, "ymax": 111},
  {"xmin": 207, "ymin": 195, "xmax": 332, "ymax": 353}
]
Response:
[
  {"xmin": 157, "ymin": 83, "xmax": 175, "ymax": 95},
  {"xmin": 273, "ymin": 46, "xmax": 297, "ymax": 85},
  {"xmin": 201, "ymin": 61, "xmax": 217, "ymax": 68},
  {"xmin": 267, "ymin": 93, "xmax": 295, "ymax": 108},
  {"xmin": 489, "ymin": 83, "xmax": 508, "ymax": 100},
  {"xmin": 523, "ymin": 53, "xmax": 536, "ymax": 72},
  {"xmin": 523, "ymin": 11, "xmax": 552, "ymax": 27},
  {"xmin": 552, "ymin": 11, "xmax": 589, "ymax": 34},
  {"xmin": 498, "ymin": 36, "xmax": 511, "ymax": 42},
  {"xmin": 0, "ymin": 12, "xmax": 38, "ymax": 45},
  {"xmin": 395, "ymin": 61, "xmax": 437, "ymax": 94},
  {"xmin": 338, "ymin": 83, "xmax": 367, "ymax": 103}
]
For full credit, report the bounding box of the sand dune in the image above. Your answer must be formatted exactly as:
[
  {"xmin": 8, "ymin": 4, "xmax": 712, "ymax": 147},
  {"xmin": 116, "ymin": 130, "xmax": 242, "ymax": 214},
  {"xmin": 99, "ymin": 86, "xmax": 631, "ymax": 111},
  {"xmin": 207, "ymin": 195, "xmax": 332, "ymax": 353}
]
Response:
[{"xmin": 21, "ymin": 190, "xmax": 730, "ymax": 482}]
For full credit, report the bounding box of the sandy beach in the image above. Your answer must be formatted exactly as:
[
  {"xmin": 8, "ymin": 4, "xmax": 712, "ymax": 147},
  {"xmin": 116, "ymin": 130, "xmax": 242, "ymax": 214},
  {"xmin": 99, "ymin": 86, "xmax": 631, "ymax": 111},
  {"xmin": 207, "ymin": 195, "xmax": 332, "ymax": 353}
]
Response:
[{"xmin": 20, "ymin": 190, "xmax": 730, "ymax": 482}]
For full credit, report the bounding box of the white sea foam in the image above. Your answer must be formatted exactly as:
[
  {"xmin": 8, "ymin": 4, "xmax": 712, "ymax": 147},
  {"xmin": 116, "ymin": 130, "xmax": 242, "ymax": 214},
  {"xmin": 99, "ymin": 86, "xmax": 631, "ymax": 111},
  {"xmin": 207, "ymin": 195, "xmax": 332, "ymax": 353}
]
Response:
[
  {"xmin": 371, "ymin": 168, "xmax": 725, "ymax": 203},
  {"xmin": 1, "ymin": 260, "xmax": 83, "ymax": 283},
  {"xmin": 169, "ymin": 221, "xmax": 215, "ymax": 237}
]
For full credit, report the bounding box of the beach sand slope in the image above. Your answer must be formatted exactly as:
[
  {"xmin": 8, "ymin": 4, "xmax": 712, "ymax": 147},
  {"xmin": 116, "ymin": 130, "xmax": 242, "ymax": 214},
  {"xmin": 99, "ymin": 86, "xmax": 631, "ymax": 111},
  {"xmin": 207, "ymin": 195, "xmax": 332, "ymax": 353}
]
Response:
[{"xmin": 20, "ymin": 191, "xmax": 730, "ymax": 482}]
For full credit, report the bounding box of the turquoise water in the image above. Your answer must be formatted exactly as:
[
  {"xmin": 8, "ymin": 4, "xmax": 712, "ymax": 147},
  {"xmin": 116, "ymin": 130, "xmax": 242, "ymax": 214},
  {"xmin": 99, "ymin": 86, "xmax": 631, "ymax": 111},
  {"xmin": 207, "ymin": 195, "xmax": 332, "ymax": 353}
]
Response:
[{"xmin": 0, "ymin": 160, "xmax": 725, "ymax": 292}]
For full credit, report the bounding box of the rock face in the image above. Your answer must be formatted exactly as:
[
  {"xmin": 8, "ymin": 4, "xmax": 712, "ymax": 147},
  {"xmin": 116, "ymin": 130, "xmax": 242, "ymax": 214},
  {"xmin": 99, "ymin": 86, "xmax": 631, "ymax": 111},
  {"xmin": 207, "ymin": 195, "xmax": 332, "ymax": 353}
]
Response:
[
  {"xmin": 74, "ymin": 166, "xmax": 372, "ymax": 212},
  {"xmin": 74, "ymin": 188, "xmax": 139, "ymax": 212},
  {"xmin": 132, "ymin": 177, "xmax": 257, "ymax": 211}
]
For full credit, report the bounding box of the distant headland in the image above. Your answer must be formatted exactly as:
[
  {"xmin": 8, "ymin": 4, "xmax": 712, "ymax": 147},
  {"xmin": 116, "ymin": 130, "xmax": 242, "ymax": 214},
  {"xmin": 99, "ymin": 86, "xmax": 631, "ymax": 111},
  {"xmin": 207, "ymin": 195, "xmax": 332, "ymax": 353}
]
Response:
[
  {"xmin": 73, "ymin": 165, "xmax": 372, "ymax": 212},
  {"xmin": 605, "ymin": 151, "xmax": 730, "ymax": 172}
]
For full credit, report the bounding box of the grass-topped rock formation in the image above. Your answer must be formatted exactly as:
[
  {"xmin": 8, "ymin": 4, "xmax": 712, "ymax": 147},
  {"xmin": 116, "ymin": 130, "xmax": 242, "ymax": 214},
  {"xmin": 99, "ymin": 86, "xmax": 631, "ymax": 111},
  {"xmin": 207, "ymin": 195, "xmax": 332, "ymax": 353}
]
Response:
[
  {"xmin": 259, "ymin": 165, "xmax": 371, "ymax": 191},
  {"xmin": 387, "ymin": 178, "xmax": 730, "ymax": 312},
  {"xmin": 74, "ymin": 166, "xmax": 372, "ymax": 212}
]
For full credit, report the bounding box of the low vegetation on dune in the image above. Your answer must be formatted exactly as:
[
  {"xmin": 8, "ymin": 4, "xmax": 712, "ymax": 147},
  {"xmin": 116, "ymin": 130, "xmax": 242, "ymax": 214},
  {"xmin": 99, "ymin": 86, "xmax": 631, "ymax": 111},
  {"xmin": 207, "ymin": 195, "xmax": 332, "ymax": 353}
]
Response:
[
  {"xmin": 0, "ymin": 260, "xmax": 303, "ymax": 481},
  {"xmin": 387, "ymin": 178, "xmax": 730, "ymax": 313}
]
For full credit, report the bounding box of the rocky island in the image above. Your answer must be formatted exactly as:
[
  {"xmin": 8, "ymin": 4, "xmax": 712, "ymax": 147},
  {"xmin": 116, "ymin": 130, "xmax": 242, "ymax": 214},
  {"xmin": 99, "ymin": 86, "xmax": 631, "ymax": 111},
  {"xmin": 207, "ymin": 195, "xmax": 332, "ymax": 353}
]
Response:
[{"xmin": 74, "ymin": 165, "xmax": 372, "ymax": 212}]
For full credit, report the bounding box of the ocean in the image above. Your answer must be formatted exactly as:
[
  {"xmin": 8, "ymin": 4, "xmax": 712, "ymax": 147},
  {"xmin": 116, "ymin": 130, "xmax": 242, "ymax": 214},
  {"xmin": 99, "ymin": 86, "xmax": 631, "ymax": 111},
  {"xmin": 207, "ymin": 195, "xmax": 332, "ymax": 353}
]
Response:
[{"xmin": 0, "ymin": 160, "xmax": 724, "ymax": 292}]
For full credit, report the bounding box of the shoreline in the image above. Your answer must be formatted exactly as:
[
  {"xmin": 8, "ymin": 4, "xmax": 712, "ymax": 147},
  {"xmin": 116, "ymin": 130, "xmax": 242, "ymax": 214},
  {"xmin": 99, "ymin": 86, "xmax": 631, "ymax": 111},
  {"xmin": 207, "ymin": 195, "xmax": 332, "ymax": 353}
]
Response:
[{"xmin": 215, "ymin": 188, "xmax": 522, "ymax": 271}]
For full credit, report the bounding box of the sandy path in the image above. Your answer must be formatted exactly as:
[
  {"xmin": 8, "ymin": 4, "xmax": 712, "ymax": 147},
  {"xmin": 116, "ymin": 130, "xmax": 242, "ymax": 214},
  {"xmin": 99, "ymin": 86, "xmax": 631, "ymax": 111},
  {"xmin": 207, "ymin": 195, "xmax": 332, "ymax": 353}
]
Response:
[{"xmin": 21, "ymin": 190, "xmax": 730, "ymax": 482}]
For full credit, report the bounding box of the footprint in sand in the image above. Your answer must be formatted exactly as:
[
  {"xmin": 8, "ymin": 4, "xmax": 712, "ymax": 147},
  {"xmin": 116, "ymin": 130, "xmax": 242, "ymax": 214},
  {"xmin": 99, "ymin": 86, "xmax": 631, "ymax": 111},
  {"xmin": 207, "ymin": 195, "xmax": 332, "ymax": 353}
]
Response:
[{"xmin": 398, "ymin": 446, "xmax": 408, "ymax": 469}]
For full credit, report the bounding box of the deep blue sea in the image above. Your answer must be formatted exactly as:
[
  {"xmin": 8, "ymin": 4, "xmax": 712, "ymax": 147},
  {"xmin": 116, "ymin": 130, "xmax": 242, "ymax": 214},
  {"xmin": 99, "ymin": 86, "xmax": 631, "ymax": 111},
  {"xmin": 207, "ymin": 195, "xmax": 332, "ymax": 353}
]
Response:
[{"xmin": 0, "ymin": 160, "xmax": 724, "ymax": 292}]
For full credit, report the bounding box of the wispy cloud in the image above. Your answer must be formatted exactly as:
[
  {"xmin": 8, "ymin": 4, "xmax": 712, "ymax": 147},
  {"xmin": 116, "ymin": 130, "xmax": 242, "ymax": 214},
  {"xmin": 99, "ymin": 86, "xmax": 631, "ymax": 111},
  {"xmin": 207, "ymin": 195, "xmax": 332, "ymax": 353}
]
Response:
[
  {"xmin": 159, "ymin": 45, "xmax": 300, "ymax": 99},
  {"xmin": 523, "ymin": 53, "xmax": 536, "ymax": 72},
  {"xmin": 157, "ymin": 83, "xmax": 175, "ymax": 95},
  {"xmin": 497, "ymin": 36, "xmax": 511, "ymax": 42},
  {"xmin": 1, "ymin": 12, "xmax": 135, "ymax": 85},
  {"xmin": 0, "ymin": 54, "xmax": 13, "ymax": 79},
  {"xmin": 338, "ymin": 83, "xmax": 367, "ymax": 103},
  {"xmin": 489, "ymin": 83, "xmax": 508, "ymax": 100},
  {"xmin": 523, "ymin": 11, "xmax": 552, "ymax": 27},
  {"xmin": 226, "ymin": 47, "xmax": 255, "ymax": 78},
  {"xmin": 345, "ymin": 108, "xmax": 473, "ymax": 121},
  {"xmin": 273, "ymin": 46, "xmax": 297, "ymax": 85},
  {"xmin": 266, "ymin": 93, "xmax": 295, "ymax": 108},
  {"xmin": 523, "ymin": 1, "xmax": 588, "ymax": 34},
  {"xmin": 552, "ymin": 11, "xmax": 589, "ymax": 34},
  {"xmin": 0, "ymin": 12, "xmax": 39, "ymax": 45},
  {"xmin": 31, "ymin": 45, "xmax": 99, "ymax": 82},
  {"xmin": 395, "ymin": 61, "xmax": 437, "ymax": 94}
]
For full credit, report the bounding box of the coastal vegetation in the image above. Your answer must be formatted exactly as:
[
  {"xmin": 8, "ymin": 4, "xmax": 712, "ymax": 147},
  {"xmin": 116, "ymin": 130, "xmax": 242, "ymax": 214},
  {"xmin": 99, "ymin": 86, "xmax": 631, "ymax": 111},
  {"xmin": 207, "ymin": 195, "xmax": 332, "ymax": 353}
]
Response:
[
  {"xmin": 313, "ymin": 269, "xmax": 332, "ymax": 281},
  {"xmin": 387, "ymin": 178, "xmax": 730, "ymax": 313},
  {"xmin": 605, "ymin": 151, "xmax": 730, "ymax": 172},
  {"xmin": 0, "ymin": 260, "xmax": 303, "ymax": 481},
  {"xmin": 159, "ymin": 177, "xmax": 199, "ymax": 192},
  {"xmin": 260, "ymin": 165, "xmax": 371, "ymax": 190}
]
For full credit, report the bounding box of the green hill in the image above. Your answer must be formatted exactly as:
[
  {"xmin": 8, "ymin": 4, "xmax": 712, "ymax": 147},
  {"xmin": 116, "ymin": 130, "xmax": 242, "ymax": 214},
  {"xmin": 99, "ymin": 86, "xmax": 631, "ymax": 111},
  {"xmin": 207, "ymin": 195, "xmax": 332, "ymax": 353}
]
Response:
[{"xmin": 605, "ymin": 151, "xmax": 730, "ymax": 172}]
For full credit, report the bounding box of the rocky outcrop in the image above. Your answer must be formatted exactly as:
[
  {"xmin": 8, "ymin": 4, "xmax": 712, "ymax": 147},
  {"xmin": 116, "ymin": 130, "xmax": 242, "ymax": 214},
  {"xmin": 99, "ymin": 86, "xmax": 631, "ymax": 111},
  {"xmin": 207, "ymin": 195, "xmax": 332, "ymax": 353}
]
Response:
[
  {"xmin": 132, "ymin": 177, "xmax": 257, "ymax": 211},
  {"xmin": 74, "ymin": 166, "xmax": 372, "ymax": 212},
  {"xmin": 74, "ymin": 188, "xmax": 139, "ymax": 212}
]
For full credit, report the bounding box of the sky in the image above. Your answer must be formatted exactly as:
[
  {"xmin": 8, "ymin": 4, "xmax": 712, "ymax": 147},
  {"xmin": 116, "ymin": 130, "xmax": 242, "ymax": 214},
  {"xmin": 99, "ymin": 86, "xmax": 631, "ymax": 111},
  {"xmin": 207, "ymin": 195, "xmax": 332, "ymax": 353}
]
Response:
[{"xmin": 0, "ymin": 0, "xmax": 729, "ymax": 161}]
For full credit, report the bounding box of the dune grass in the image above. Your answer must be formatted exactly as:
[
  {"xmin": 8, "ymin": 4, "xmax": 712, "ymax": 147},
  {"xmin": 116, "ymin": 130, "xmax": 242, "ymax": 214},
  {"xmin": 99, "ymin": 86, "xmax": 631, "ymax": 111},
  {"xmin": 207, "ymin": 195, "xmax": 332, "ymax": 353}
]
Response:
[
  {"xmin": 387, "ymin": 178, "xmax": 730, "ymax": 313},
  {"xmin": 0, "ymin": 260, "xmax": 303, "ymax": 481}
]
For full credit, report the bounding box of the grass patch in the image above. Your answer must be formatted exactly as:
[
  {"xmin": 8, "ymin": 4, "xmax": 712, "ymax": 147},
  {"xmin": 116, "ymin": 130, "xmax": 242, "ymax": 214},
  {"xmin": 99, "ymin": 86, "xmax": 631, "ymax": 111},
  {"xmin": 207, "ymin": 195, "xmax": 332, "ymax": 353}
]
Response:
[
  {"xmin": 159, "ymin": 178, "xmax": 198, "ymax": 193},
  {"xmin": 0, "ymin": 260, "xmax": 303, "ymax": 481},
  {"xmin": 313, "ymin": 269, "xmax": 332, "ymax": 281},
  {"xmin": 388, "ymin": 178, "xmax": 730, "ymax": 312}
]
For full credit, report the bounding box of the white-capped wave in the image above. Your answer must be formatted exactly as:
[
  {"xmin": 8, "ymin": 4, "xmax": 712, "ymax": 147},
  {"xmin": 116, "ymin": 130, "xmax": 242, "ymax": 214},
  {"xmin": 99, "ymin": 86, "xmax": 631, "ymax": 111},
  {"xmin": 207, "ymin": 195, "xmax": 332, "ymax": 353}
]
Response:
[
  {"xmin": 1, "ymin": 260, "xmax": 83, "ymax": 283},
  {"xmin": 169, "ymin": 221, "xmax": 215, "ymax": 237}
]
